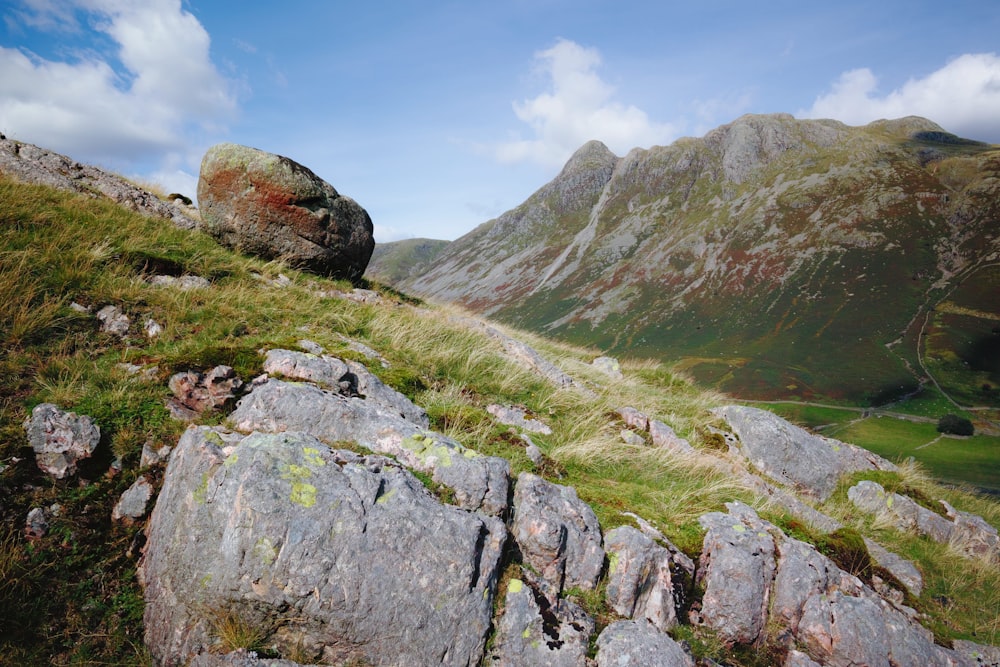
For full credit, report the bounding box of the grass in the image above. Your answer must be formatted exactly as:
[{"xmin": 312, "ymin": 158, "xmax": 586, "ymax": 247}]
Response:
[{"xmin": 1, "ymin": 174, "xmax": 998, "ymax": 663}]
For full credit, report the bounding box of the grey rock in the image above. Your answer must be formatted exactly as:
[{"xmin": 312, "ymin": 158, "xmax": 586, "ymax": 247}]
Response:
[
  {"xmin": 592, "ymin": 356, "xmax": 624, "ymax": 379},
  {"xmin": 25, "ymin": 403, "xmax": 101, "ymax": 478},
  {"xmin": 863, "ymin": 538, "xmax": 923, "ymax": 597},
  {"xmin": 262, "ymin": 349, "xmax": 428, "ymax": 427},
  {"xmin": 511, "ymin": 472, "xmax": 605, "ymax": 597},
  {"xmin": 619, "ymin": 512, "xmax": 696, "ymax": 577},
  {"xmin": 25, "ymin": 507, "xmax": 48, "ymax": 539},
  {"xmin": 522, "ymin": 434, "xmax": 545, "ymax": 466},
  {"xmin": 595, "ymin": 620, "xmax": 694, "ymax": 667},
  {"xmin": 953, "ymin": 639, "xmax": 1000, "ymax": 666},
  {"xmin": 784, "ymin": 649, "xmax": 823, "ymax": 667},
  {"xmin": 112, "ymin": 476, "xmax": 153, "ymax": 522},
  {"xmin": 198, "ymin": 143, "xmax": 374, "ymax": 280},
  {"xmin": 189, "ymin": 650, "xmax": 319, "ymax": 667},
  {"xmin": 848, "ymin": 480, "xmax": 953, "ymax": 543},
  {"xmin": 167, "ymin": 366, "xmax": 243, "ymax": 420},
  {"xmin": 0, "ymin": 137, "xmax": 199, "ymax": 229},
  {"xmin": 142, "ymin": 427, "xmax": 505, "ymax": 667},
  {"xmin": 620, "ymin": 429, "xmax": 646, "ymax": 447},
  {"xmin": 490, "ymin": 576, "xmax": 594, "ymax": 667},
  {"xmin": 229, "ymin": 378, "xmax": 508, "ymax": 515},
  {"xmin": 648, "ymin": 420, "xmax": 696, "ymax": 454},
  {"xmin": 140, "ymin": 441, "xmax": 172, "ymax": 468},
  {"xmin": 616, "ymin": 407, "xmax": 648, "ymax": 431},
  {"xmin": 771, "ymin": 537, "xmax": 863, "ymax": 634},
  {"xmin": 713, "ymin": 405, "xmax": 895, "ymax": 501},
  {"xmin": 693, "ymin": 502, "xmax": 776, "ymax": 644},
  {"xmin": 149, "ymin": 274, "xmax": 212, "ymax": 290},
  {"xmin": 296, "ymin": 339, "xmax": 324, "ymax": 355},
  {"xmin": 604, "ymin": 526, "xmax": 678, "ymax": 631},
  {"xmin": 941, "ymin": 499, "xmax": 1000, "ymax": 559},
  {"xmin": 487, "ymin": 404, "xmax": 553, "ymax": 435},
  {"xmin": 96, "ymin": 305, "xmax": 130, "ymax": 337},
  {"xmin": 336, "ymin": 335, "xmax": 390, "ymax": 367},
  {"xmin": 144, "ymin": 318, "xmax": 163, "ymax": 339}
]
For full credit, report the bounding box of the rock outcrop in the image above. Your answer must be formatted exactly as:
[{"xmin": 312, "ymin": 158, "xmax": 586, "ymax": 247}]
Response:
[
  {"xmin": 714, "ymin": 405, "xmax": 895, "ymax": 501},
  {"xmin": 197, "ymin": 143, "xmax": 374, "ymax": 280},
  {"xmin": 142, "ymin": 427, "xmax": 505, "ymax": 667}
]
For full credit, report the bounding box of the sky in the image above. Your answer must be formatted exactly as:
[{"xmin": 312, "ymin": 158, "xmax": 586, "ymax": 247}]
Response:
[{"xmin": 2, "ymin": 1, "xmax": 999, "ymax": 243}]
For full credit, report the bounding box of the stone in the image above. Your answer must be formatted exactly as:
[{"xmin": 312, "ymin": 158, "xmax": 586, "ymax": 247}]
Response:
[
  {"xmin": 149, "ymin": 274, "xmax": 211, "ymax": 290},
  {"xmin": 296, "ymin": 339, "xmax": 324, "ymax": 355},
  {"xmin": 648, "ymin": 420, "xmax": 696, "ymax": 454},
  {"xmin": 142, "ymin": 427, "xmax": 505, "ymax": 667},
  {"xmin": 96, "ymin": 305, "xmax": 130, "ymax": 337},
  {"xmin": 621, "ymin": 429, "xmax": 645, "ymax": 447},
  {"xmin": 144, "ymin": 318, "xmax": 163, "ymax": 339},
  {"xmin": 594, "ymin": 620, "xmax": 695, "ymax": 667},
  {"xmin": 189, "ymin": 650, "xmax": 318, "ymax": 667},
  {"xmin": 25, "ymin": 403, "xmax": 101, "ymax": 479},
  {"xmin": 713, "ymin": 405, "xmax": 895, "ymax": 501},
  {"xmin": 592, "ymin": 356, "xmax": 624, "ymax": 379},
  {"xmin": 166, "ymin": 366, "xmax": 243, "ymax": 421},
  {"xmin": 262, "ymin": 349, "xmax": 428, "ymax": 427},
  {"xmin": 511, "ymin": 472, "xmax": 604, "ymax": 597},
  {"xmin": 784, "ymin": 649, "xmax": 823, "ymax": 667},
  {"xmin": 140, "ymin": 441, "xmax": 172, "ymax": 468},
  {"xmin": 487, "ymin": 404, "xmax": 553, "ymax": 435},
  {"xmin": 25, "ymin": 507, "xmax": 48, "ymax": 539},
  {"xmin": 693, "ymin": 502, "xmax": 776, "ymax": 644},
  {"xmin": 604, "ymin": 526, "xmax": 679, "ymax": 631},
  {"xmin": 490, "ymin": 576, "xmax": 594, "ymax": 667},
  {"xmin": 229, "ymin": 378, "xmax": 508, "ymax": 515},
  {"xmin": 521, "ymin": 434, "xmax": 544, "ymax": 466},
  {"xmin": 941, "ymin": 499, "xmax": 1000, "ymax": 559},
  {"xmin": 848, "ymin": 481, "xmax": 953, "ymax": 543},
  {"xmin": 953, "ymin": 639, "xmax": 1000, "ymax": 666},
  {"xmin": 112, "ymin": 475, "xmax": 153, "ymax": 522},
  {"xmin": 197, "ymin": 143, "xmax": 374, "ymax": 280},
  {"xmin": 616, "ymin": 407, "xmax": 649, "ymax": 431}
]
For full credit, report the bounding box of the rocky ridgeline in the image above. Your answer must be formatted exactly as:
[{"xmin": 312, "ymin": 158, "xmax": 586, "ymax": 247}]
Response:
[{"xmin": 24, "ymin": 339, "xmax": 1000, "ymax": 666}]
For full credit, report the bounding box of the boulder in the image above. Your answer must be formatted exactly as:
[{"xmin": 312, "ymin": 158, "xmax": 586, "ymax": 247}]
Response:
[
  {"xmin": 25, "ymin": 403, "xmax": 101, "ymax": 478},
  {"xmin": 594, "ymin": 620, "xmax": 695, "ymax": 667},
  {"xmin": 712, "ymin": 405, "xmax": 895, "ymax": 501},
  {"xmin": 490, "ymin": 576, "xmax": 594, "ymax": 667},
  {"xmin": 142, "ymin": 427, "xmax": 505, "ymax": 667},
  {"xmin": 262, "ymin": 349, "xmax": 428, "ymax": 427},
  {"xmin": 511, "ymin": 472, "xmax": 605, "ymax": 598},
  {"xmin": 197, "ymin": 143, "xmax": 374, "ymax": 280},
  {"xmin": 603, "ymin": 526, "xmax": 679, "ymax": 631},
  {"xmin": 229, "ymin": 378, "xmax": 508, "ymax": 515},
  {"xmin": 941, "ymin": 500, "xmax": 1000, "ymax": 560}
]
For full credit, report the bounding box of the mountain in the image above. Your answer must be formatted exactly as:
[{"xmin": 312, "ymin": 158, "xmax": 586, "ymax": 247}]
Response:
[
  {"xmin": 396, "ymin": 114, "xmax": 1000, "ymax": 406},
  {"xmin": 366, "ymin": 236, "xmax": 449, "ymax": 284}
]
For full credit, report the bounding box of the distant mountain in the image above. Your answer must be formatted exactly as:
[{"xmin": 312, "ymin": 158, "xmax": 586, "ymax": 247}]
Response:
[
  {"xmin": 395, "ymin": 114, "xmax": 1000, "ymax": 405},
  {"xmin": 366, "ymin": 237, "xmax": 449, "ymax": 284}
]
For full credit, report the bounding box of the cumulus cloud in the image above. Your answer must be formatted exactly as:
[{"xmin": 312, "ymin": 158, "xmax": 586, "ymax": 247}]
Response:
[
  {"xmin": 801, "ymin": 53, "xmax": 1000, "ymax": 142},
  {"xmin": 495, "ymin": 39, "xmax": 678, "ymax": 165},
  {"xmin": 0, "ymin": 0, "xmax": 235, "ymax": 195}
]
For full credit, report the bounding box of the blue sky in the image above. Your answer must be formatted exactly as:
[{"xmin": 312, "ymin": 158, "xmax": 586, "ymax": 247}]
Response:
[{"xmin": 2, "ymin": 1, "xmax": 999, "ymax": 242}]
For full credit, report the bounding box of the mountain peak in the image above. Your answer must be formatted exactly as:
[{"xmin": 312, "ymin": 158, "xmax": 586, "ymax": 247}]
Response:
[{"xmin": 559, "ymin": 140, "xmax": 619, "ymax": 177}]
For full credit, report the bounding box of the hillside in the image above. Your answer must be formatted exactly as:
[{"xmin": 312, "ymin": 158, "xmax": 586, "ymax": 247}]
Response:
[
  {"xmin": 395, "ymin": 114, "xmax": 1000, "ymax": 409},
  {"xmin": 1, "ymin": 143, "xmax": 1000, "ymax": 666},
  {"xmin": 367, "ymin": 237, "xmax": 450, "ymax": 284}
]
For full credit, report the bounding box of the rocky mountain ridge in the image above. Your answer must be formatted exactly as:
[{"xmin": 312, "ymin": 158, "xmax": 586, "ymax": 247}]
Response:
[{"xmin": 384, "ymin": 114, "xmax": 1000, "ymax": 405}]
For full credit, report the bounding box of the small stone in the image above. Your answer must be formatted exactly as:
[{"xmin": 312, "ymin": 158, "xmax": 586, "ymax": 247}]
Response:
[
  {"xmin": 113, "ymin": 476, "xmax": 154, "ymax": 522},
  {"xmin": 25, "ymin": 403, "xmax": 101, "ymax": 479},
  {"xmin": 145, "ymin": 318, "xmax": 163, "ymax": 339},
  {"xmin": 25, "ymin": 507, "xmax": 48, "ymax": 539},
  {"xmin": 96, "ymin": 305, "xmax": 130, "ymax": 337},
  {"xmin": 621, "ymin": 429, "xmax": 645, "ymax": 446},
  {"xmin": 70, "ymin": 302, "xmax": 90, "ymax": 313},
  {"xmin": 593, "ymin": 356, "xmax": 624, "ymax": 379},
  {"xmin": 297, "ymin": 339, "xmax": 324, "ymax": 355},
  {"xmin": 520, "ymin": 434, "xmax": 544, "ymax": 465},
  {"xmin": 487, "ymin": 404, "xmax": 552, "ymax": 435}
]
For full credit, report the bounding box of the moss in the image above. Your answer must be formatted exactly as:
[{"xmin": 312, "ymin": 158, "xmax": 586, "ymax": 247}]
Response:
[{"xmin": 815, "ymin": 527, "xmax": 872, "ymax": 579}]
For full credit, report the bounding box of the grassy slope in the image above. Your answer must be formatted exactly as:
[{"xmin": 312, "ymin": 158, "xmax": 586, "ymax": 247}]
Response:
[{"xmin": 1, "ymin": 176, "xmax": 998, "ymax": 664}]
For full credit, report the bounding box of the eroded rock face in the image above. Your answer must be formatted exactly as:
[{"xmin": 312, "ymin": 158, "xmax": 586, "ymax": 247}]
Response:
[
  {"xmin": 198, "ymin": 143, "xmax": 374, "ymax": 280},
  {"xmin": 25, "ymin": 403, "xmax": 101, "ymax": 478},
  {"xmin": 511, "ymin": 472, "xmax": 605, "ymax": 598},
  {"xmin": 713, "ymin": 405, "xmax": 895, "ymax": 501},
  {"xmin": 142, "ymin": 427, "xmax": 505, "ymax": 667},
  {"xmin": 166, "ymin": 366, "xmax": 243, "ymax": 421},
  {"xmin": 229, "ymin": 377, "xmax": 508, "ymax": 515}
]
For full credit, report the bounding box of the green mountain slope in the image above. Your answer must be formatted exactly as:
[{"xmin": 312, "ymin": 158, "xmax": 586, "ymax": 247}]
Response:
[
  {"xmin": 366, "ymin": 237, "xmax": 450, "ymax": 284},
  {"xmin": 399, "ymin": 114, "xmax": 1000, "ymax": 406}
]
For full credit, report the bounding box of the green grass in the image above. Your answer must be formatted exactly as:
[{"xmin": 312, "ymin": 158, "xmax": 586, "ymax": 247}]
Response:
[{"xmin": 1, "ymin": 174, "xmax": 999, "ymax": 663}]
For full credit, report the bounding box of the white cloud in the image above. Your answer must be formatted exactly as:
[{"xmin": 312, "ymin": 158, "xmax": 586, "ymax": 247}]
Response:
[
  {"xmin": 801, "ymin": 53, "xmax": 1000, "ymax": 142},
  {"xmin": 495, "ymin": 39, "xmax": 678, "ymax": 165},
  {"xmin": 0, "ymin": 0, "xmax": 235, "ymax": 185}
]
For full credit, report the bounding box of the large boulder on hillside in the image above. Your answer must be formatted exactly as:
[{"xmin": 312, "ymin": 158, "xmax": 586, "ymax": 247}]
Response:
[
  {"xmin": 197, "ymin": 143, "xmax": 374, "ymax": 280},
  {"xmin": 713, "ymin": 405, "xmax": 895, "ymax": 501},
  {"xmin": 142, "ymin": 427, "xmax": 505, "ymax": 667}
]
